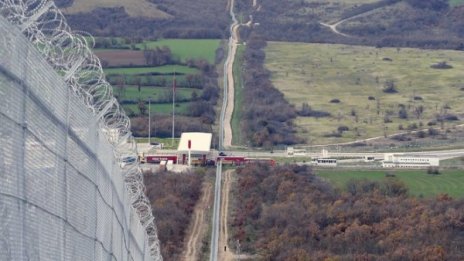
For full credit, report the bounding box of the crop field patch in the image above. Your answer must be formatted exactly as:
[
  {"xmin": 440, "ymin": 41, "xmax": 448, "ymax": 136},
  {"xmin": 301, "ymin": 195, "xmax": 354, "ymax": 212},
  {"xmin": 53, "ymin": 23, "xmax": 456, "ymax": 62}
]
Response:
[
  {"xmin": 117, "ymin": 86, "xmax": 197, "ymax": 101},
  {"xmin": 317, "ymin": 169, "xmax": 464, "ymax": 198},
  {"xmin": 123, "ymin": 102, "xmax": 190, "ymax": 115},
  {"xmin": 265, "ymin": 42, "xmax": 464, "ymax": 145},
  {"xmin": 135, "ymin": 39, "xmax": 221, "ymax": 64},
  {"xmin": 94, "ymin": 39, "xmax": 221, "ymax": 65},
  {"xmin": 94, "ymin": 50, "xmax": 147, "ymax": 67},
  {"xmin": 104, "ymin": 65, "xmax": 199, "ymax": 75}
]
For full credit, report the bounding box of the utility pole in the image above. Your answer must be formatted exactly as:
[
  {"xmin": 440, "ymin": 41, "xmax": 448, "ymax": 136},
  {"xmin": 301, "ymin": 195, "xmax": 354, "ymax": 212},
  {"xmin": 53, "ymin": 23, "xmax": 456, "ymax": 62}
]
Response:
[
  {"xmin": 148, "ymin": 97, "xmax": 151, "ymax": 144},
  {"xmin": 172, "ymin": 70, "xmax": 176, "ymax": 147}
]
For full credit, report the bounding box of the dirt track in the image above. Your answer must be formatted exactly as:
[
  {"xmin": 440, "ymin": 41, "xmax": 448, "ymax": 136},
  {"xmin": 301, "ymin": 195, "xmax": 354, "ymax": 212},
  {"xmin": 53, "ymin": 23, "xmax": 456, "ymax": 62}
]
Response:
[
  {"xmin": 219, "ymin": 170, "xmax": 234, "ymax": 261},
  {"xmin": 182, "ymin": 182, "xmax": 212, "ymax": 261},
  {"xmin": 218, "ymin": 170, "xmax": 256, "ymax": 260},
  {"xmin": 222, "ymin": 41, "xmax": 237, "ymax": 148},
  {"xmin": 222, "ymin": 0, "xmax": 239, "ymax": 148}
]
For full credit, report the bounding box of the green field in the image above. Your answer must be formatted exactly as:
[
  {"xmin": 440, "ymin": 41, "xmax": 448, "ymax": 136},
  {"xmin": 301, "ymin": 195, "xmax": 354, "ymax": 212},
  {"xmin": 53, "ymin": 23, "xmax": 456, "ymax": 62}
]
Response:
[
  {"xmin": 135, "ymin": 137, "xmax": 180, "ymax": 149},
  {"xmin": 265, "ymin": 42, "xmax": 464, "ymax": 145},
  {"xmin": 317, "ymin": 169, "xmax": 464, "ymax": 198},
  {"xmin": 104, "ymin": 65, "xmax": 199, "ymax": 75},
  {"xmin": 123, "ymin": 102, "xmax": 190, "ymax": 115},
  {"xmin": 232, "ymin": 45, "xmax": 245, "ymax": 145},
  {"xmin": 450, "ymin": 0, "xmax": 464, "ymax": 7},
  {"xmin": 135, "ymin": 39, "xmax": 221, "ymax": 64},
  {"xmin": 118, "ymin": 86, "xmax": 197, "ymax": 101}
]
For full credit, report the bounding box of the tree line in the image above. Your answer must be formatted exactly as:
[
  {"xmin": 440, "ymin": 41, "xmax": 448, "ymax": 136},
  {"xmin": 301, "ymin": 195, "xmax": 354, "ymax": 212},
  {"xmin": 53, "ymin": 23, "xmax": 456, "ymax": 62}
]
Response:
[
  {"xmin": 231, "ymin": 164, "xmax": 464, "ymax": 260},
  {"xmin": 240, "ymin": 33, "xmax": 303, "ymax": 148}
]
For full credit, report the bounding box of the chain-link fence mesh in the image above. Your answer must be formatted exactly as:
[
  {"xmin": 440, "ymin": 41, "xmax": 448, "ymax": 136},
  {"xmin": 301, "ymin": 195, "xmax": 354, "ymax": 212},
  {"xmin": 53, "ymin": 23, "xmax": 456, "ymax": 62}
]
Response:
[{"xmin": 0, "ymin": 2, "xmax": 161, "ymax": 260}]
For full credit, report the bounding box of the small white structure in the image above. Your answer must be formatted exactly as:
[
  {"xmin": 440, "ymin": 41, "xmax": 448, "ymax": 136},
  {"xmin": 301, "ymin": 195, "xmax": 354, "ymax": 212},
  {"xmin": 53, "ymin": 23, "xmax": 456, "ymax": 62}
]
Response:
[
  {"xmin": 287, "ymin": 147, "xmax": 294, "ymax": 156},
  {"xmin": 287, "ymin": 147, "xmax": 306, "ymax": 157},
  {"xmin": 382, "ymin": 154, "xmax": 439, "ymax": 169},
  {"xmin": 321, "ymin": 149, "xmax": 329, "ymax": 158}
]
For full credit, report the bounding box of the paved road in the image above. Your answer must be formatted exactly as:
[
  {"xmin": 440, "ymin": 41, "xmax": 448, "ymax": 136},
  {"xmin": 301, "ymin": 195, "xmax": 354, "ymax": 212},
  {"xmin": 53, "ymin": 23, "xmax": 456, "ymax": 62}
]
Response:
[
  {"xmin": 209, "ymin": 161, "xmax": 222, "ymax": 261},
  {"xmin": 149, "ymin": 148, "xmax": 464, "ymax": 160},
  {"xmin": 227, "ymin": 148, "xmax": 464, "ymax": 160},
  {"xmin": 211, "ymin": 0, "xmax": 238, "ymax": 259}
]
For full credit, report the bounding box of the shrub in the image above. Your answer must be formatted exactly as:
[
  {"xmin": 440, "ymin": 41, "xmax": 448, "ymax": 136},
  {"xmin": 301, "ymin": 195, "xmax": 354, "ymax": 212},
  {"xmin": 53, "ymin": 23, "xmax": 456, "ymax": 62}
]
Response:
[
  {"xmin": 430, "ymin": 61, "xmax": 453, "ymax": 69},
  {"xmin": 428, "ymin": 128, "xmax": 439, "ymax": 136},
  {"xmin": 297, "ymin": 103, "xmax": 331, "ymax": 118},
  {"xmin": 427, "ymin": 167, "xmax": 441, "ymax": 175},
  {"xmin": 383, "ymin": 80, "xmax": 398, "ymax": 93},
  {"xmin": 416, "ymin": 130, "xmax": 426, "ymax": 138},
  {"xmin": 399, "ymin": 107, "xmax": 408, "ymax": 119},
  {"xmin": 391, "ymin": 134, "xmax": 411, "ymax": 141},
  {"xmin": 330, "ymin": 98, "xmax": 341, "ymax": 103},
  {"xmin": 324, "ymin": 131, "xmax": 342, "ymax": 138},
  {"xmin": 368, "ymin": 96, "xmax": 376, "ymax": 100},
  {"xmin": 385, "ymin": 172, "xmax": 396, "ymax": 177},
  {"xmin": 444, "ymin": 114, "xmax": 459, "ymax": 121},
  {"xmin": 407, "ymin": 123, "xmax": 418, "ymax": 130},
  {"xmin": 337, "ymin": 125, "xmax": 350, "ymax": 133}
]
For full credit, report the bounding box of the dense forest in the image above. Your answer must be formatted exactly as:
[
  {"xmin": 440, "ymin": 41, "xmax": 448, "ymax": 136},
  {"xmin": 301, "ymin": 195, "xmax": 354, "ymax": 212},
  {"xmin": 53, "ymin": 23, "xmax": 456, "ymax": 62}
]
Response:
[
  {"xmin": 231, "ymin": 164, "xmax": 464, "ymax": 260},
  {"xmin": 240, "ymin": 33, "xmax": 302, "ymax": 147},
  {"xmin": 56, "ymin": 0, "xmax": 229, "ymax": 39},
  {"xmin": 144, "ymin": 170, "xmax": 206, "ymax": 261}
]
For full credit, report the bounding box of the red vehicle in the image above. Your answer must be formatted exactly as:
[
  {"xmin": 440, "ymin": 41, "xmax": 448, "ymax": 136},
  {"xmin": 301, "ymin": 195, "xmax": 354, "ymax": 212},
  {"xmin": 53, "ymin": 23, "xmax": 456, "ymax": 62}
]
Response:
[
  {"xmin": 145, "ymin": 155, "xmax": 178, "ymax": 164},
  {"xmin": 217, "ymin": 156, "xmax": 246, "ymax": 166},
  {"xmin": 245, "ymin": 158, "xmax": 276, "ymax": 166},
  {"xmin": 217, "ymin": 156, "xmax": 275, "ymax": 166}
]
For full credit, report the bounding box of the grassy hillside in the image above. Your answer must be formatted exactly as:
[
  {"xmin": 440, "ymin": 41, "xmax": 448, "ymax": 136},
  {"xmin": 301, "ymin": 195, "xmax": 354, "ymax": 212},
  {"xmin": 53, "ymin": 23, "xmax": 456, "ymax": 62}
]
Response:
[
  {"xmin": 60, "ymin": 0, "xmax": 229, "ymax": 39},
  {"xmin": 318, "ymin": 169, "xmax": 464, "ymax": 198},
  {"xmin": 238, "ymin": 0, "xmax": 464, "ymax": 49},
  {"xmin": 265, "ymin": 42, "xmax": 464, "ymax": 145},
  {"xmin": 62, "ymin": 0, "xmax": 171, "ymax": 19}
]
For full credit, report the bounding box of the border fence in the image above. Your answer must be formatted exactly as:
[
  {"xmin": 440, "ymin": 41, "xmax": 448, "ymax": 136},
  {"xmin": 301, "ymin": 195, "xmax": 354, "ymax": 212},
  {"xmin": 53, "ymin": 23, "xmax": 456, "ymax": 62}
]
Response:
[{"xmin": 0, "ymin": 1, "xmax": 162, "ymax": 260}]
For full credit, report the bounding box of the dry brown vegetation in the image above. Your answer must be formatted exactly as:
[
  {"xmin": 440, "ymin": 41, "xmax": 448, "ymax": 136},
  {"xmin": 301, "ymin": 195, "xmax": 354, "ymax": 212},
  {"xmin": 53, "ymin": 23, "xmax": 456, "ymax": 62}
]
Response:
[
  {"xmin": 240, "ymin": 34, "xmax": 302, "ymax": 148},
  {"xmin": 144, "ymin": 170, "xmax": 207, "ymax": 261},
  {"xmin": 232, "ymin": 164, "xmax": 464, "ymax": 260}
]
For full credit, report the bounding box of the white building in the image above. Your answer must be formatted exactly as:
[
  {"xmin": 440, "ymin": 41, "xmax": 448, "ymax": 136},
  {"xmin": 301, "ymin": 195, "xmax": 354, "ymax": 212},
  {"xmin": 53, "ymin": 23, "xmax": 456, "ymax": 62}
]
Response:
[
  {"xmin": 177, "ymin": 132, "xmax": 213, "ymax": 165},
  {"xmin": 382, "ymin": 154, "xmax": 439, "ymax": 169},
  {"xmin": 311, "ymin": 158, "xmax": 337, "ymax": 167}
]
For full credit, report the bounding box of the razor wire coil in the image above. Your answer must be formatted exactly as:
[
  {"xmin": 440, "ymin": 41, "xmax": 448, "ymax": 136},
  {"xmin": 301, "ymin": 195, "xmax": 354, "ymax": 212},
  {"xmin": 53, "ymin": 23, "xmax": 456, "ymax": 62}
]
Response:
[{"xmin": 0, "ymin": 0, "xmax": 162, "ymax": 260}]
